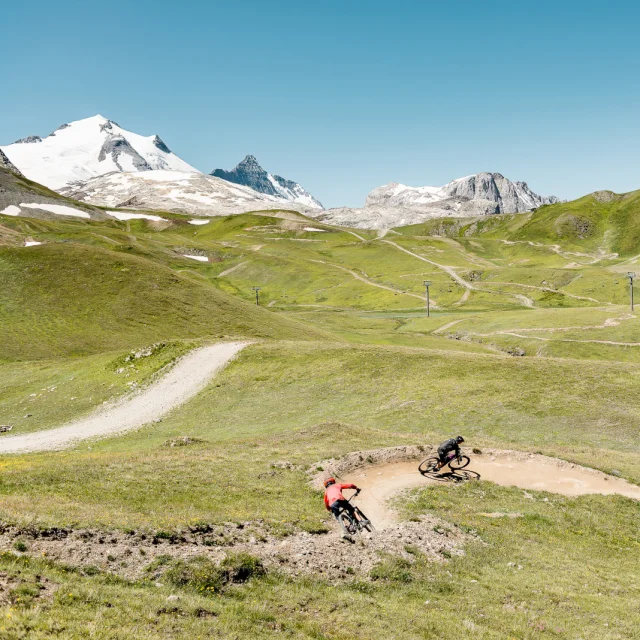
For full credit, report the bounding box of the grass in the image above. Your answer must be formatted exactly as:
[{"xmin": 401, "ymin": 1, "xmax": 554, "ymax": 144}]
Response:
[
  {"xmin": 0, "ymin": 243, "xmax": 326, "ymax": 361},
  {"xmin": 1, "ymin": 341, "xmax": 640, "ymax": 531},
  {"xmin": 0, "ymin": 342, "xmax": 194, "ymax": 434},
  {"xmin": 2, "ymin": 190, "xmax": 640, "ymax": 637},
  {"xmin": 0, "ymin": 485, "xmax": 636, "ymax": 638}
]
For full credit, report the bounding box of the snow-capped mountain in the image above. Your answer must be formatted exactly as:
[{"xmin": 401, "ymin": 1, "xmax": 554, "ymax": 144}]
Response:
[
  {"xmin": 0, "ymin": 115, "xmax": 199, "ymax": 191},
  {"xmin": 211, "ymin": 155, "xmax": 323, "ymax": 210},
  {"xmin": 60, "ymin": 170, "xmax": 315, "ymax": 216},
  {"xmin": 316, "ymin": 173, "xmax": 559, "ymax": 229}
]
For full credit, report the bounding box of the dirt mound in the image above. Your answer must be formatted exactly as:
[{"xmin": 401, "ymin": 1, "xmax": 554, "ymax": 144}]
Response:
[
  {"xmin": 0, "ymin": 516, "xmax": 472, "ymax": 582},
  {"xmin": 309, "ymin": 444, "xmax": 436, "ymax": 489}
]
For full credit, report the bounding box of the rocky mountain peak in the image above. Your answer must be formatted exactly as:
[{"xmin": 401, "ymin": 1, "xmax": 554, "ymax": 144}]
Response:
[
  {"xmin": 211, "ymin": 156, "xmax": 323, "ymax": 210},
  {"xmin": 239, "ymin": 155, "xmax": 260, "ymax": 167},
  {"xmin": 152, "ymin": 135, "xmax": 172, "ymax": 154},
  {"xmin": 0, "ymin": 149, "xmax": 23, "ymax": 176},
  {"xmin": 316, "ymin": 172, "xmax": 559, "ymax": 229},
  {"xmin": 14, "ymin": 135, "xmax": 42, "ymax": 144}
]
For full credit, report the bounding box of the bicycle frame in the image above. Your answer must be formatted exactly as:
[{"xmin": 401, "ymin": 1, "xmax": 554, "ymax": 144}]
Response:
[{"xmin": 338, "ymin": 492, "xmax": 366, "ymax": 526}]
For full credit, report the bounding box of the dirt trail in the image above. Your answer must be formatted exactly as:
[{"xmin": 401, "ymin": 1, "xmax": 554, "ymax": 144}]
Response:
[
  {"xmin": 382, "ymin": 239, "xmax": 528, "ymax": 308},
  {"xmin": 0, "ymin": 342, "xmax": 248, "ymax": 454},
  {"xmin": 383, "ymin": 239, "xmax": 472, "ymax": 290},
  {"xmin": 344, "ymin": 451, "xmax": 640, "ymax": 529},
  {"xmin": 308, "ymin": 258, "xmax": 436, "ymax": 306},
  {"xmin": 216, "ymin": 261, "xmax": 248, "ymax": 278}
]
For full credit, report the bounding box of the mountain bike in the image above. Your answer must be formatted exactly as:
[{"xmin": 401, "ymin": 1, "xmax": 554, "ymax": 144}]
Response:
[
  {"xmin": 418, "ymin": 451, "xmax": 471, "ymax": 476},
  {"xmin": 336, "ymin": 490, "xmax": 375, "ymax": 536}
]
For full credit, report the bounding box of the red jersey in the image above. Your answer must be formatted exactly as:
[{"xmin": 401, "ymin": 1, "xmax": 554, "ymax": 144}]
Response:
[{"xmin": 324, "ymin": 483, "xmax": 357, "ymax": 510}]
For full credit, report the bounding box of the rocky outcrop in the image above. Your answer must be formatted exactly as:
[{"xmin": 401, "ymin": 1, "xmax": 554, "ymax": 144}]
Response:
[
  {"xmin": 314, "ymin": 173, "xmax": 559, "ymax": 229},
  {"xmin": 13, "ymin": 135, "xmax": 42, "ymax": 144},
  {"xmin": 442, "ymin": 173, "xmax": 559, "ymax": 213},
  {"xmin": 0, "ymin": 150, "xmax": 22, "ymax": 176},
  {"xmin": 211, "ymin": 155, "xmax": 323, "ymax": 210},
  {"xmin": 98, "ymin": 136, "xmax": 152, "ymax": 171}
]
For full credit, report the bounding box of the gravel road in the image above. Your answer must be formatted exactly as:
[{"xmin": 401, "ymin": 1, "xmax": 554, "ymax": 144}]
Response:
[{"xmin": 0, "ymin": 342, "xmax": 248, "ymax": 454}]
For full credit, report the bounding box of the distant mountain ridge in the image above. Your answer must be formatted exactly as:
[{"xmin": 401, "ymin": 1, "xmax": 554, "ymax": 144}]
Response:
[
  {"xmin": 212, "ymin": 155, "xmax": 323, "ymax": 210},
  {"xmin": 0, "ymin": 115, "xmax": 199, "ymax": 190},
  {"xmin": 316, "ymin": 172, "xmax": 559, "ymax": 229},
  {"xmin": 2, "ymin": 115, "xmax": 561, "ymax": 227},
  {"xmin": 59, "ymin": 170, "xmax": 317, "ymax": 216}
]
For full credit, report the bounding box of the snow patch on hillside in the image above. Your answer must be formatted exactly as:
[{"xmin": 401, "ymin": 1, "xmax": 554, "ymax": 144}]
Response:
[
  {"xmin": 107, "ymin": 211, "xmax": 164, "ymax": 222},
  {"xmin": 20, "ymin": 203, "xmax": 90, "ymax": 218}
]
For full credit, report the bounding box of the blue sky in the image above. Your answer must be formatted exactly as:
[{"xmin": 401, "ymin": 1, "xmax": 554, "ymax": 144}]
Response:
[{"xmin": 2, "ymin": 0, "xmax": 639, "ymax": 207}]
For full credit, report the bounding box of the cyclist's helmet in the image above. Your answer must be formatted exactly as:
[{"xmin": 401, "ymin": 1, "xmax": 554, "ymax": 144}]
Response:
[
  {"xmin": 456, "ymin": 436, "xmax": 465, "ymax": 444},
  {"xmin": 324, "ymin": 477, "xmax": 336, "ymax": 488}
]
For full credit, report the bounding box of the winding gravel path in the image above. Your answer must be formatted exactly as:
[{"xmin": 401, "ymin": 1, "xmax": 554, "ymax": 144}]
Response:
[
  {"xmin": 343, "ymin": 450, "xmax": 640, "ymax": 529},
  {"xmin": 0, "ymin": 342, "xmax": 249, "ymax": 454}
]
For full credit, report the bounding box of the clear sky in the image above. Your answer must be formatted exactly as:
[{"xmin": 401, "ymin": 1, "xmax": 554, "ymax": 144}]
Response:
[{"xmin": 2, "ymin": 0, "xmax": 639, "ymax": 208}]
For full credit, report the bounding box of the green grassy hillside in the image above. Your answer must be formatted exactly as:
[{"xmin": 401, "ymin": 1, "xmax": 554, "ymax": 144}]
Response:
[
  {"xmin": 0, "ymin": 242, "xmax": 326, "ymax": 361},
  {"xmin": 398, "ymin": 188, "xmax": 640, "ymax": 258},
  {"xmin": 3, "ymin": 181, "xmax": 640, "ymax": 638}
]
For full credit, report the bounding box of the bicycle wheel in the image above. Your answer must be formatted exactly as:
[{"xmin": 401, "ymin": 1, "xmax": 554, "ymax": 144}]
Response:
[
  {"xmin": 449, "ymin": 455, "xmax": 470, "ymax": 470},
  {"xmin": 355, "ymin": 508, "xmax": 375, "ymax": 532},
  {"xmin": 418, "ymin": 457, "xmax": 440, "ymax": 475},
  {"xmin": 338, "ymin": 511, "xmax": 357, "ymax": 536}
]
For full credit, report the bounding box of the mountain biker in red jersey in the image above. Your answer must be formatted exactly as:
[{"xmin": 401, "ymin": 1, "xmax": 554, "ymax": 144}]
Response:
[
  {"xmin": 435, "ymin": 435, "xmax": 465, "ymax": 470},
  {"xmin": 324, "ymin": 477, "xmax": 360, "ymax": 521}
]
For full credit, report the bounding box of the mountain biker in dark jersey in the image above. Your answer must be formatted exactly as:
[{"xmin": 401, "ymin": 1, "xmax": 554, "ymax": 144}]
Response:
[
  {"xmin": 435, "ymin": 436, "xmax": 465, "ymax": 470},
  {"xmin": 323, "ymin": 477, "xmax": 359, "ymax": 520}
]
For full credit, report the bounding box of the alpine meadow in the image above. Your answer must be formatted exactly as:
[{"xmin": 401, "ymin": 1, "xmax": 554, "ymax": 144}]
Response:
[{"xmin": 2, "ymin": 2, "xmax": 640, "ymax": 638}]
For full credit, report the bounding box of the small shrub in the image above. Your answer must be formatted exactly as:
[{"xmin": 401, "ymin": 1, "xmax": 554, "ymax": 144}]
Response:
[
  {"xmin": 221, "ymin": 553, "xmax": 265, "ymax": 584},
  {"xmin": 165, "ymin": 553, "xmax": 265, "ymax": 595},
  {"xmin": 370, "ymin": 555, "xmax": 413, "ymax": 583},
  {"xmin": 165, "ymin": 557, "xmax": 225, "ymax": 594},
  {"xmin": 13, "ymin": 540, "xmax": 28, "ymax": 552}
]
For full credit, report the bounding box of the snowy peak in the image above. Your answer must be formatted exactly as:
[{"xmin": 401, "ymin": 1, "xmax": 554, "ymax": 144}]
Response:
[
  {"xmin": 0, "ymin": 115, "xmax": 200, "ymax": 190},
  {"xmin": 211, "ymin": 155, "xmax": 323, "ymax": 210}
]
